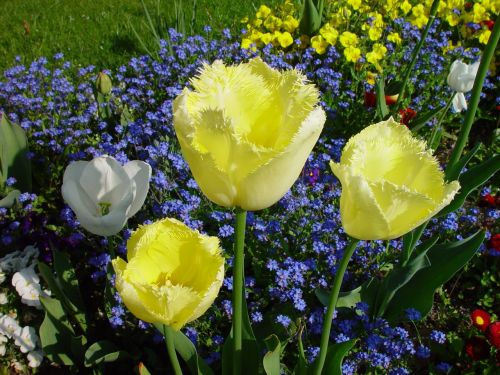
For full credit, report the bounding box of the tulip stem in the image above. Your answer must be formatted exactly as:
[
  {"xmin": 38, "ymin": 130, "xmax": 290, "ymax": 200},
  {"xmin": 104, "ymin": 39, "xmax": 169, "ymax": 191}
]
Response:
[
  {"xmin": 394, "ymin": 0, "xmax": 439, "ymax": 109},
  {"xmin": 314, "ymin": 238, "xmax": 359, "ymax": 375},
  {"xmin": 428, "ymin": 93, "xmax": 455, "ymax": 150},
  {"xmin": 232, "ymin": 208, "xmax": 247, "ymax": 375},
  {"xmin": 163, "ymin": 325, "xmax": 183, "ymax": 375},
  {"xmin": 445, "ymin": 16, "xmax": 500, "ymax": 177}
]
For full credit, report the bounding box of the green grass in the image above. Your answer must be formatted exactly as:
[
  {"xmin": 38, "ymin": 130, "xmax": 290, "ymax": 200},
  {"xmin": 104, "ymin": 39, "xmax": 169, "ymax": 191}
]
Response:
[{"xmin": 0, "ymin": 0, "xmax": 279, "ymax": 72}]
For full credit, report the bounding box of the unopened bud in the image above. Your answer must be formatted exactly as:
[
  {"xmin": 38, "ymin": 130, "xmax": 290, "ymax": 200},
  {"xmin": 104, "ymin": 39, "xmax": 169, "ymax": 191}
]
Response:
[{"xmin": 96, "ymin": 72, "xmax": 112, "ymax": 95}]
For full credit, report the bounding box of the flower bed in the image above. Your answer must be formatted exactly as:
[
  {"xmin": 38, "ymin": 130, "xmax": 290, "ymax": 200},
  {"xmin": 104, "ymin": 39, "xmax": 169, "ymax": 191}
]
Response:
[{"xmin": 0, "ymin": 1, "xmax": 499, "ymax": 373}]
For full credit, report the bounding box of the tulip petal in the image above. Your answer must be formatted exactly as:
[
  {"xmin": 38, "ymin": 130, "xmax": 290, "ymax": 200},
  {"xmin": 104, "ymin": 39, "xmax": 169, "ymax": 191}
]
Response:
[
  {"xmin": 452, "ymin": 93, "xmax": 467, "ymax": 112},
  {"xmin": 237, "ymin": 107, "xmax": 325, "ymax": 210},
  {"xmin": 113, "ymin": 258, "xmax": 159, "ymax": 323},
  {"xmin": 123, "ymin": 160, "xmax": 151, "ymax": 217},
  {"xmin": 188, "ymin": 264, "xmax": 224, "ymax": 323},
  {"xmin": 330, "ymin": 162, "xmax": 390, "ymax": 239},
  {"xmin": 62, "ymin": 161, "xmax": 97, "ymax": 214},
  {"xmin": 80, "ymin": 156, "xmax": 132, "ymax": 207}
]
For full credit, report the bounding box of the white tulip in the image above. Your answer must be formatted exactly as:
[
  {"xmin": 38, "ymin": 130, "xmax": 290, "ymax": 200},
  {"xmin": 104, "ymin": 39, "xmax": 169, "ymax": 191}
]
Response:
[
  {"xmin": 447, "ymin": 60, "xmax": 480, "ymax": 112},
  {"xmin": 61, "ymin": 155, "xmax": 152, "ymax": 236}
]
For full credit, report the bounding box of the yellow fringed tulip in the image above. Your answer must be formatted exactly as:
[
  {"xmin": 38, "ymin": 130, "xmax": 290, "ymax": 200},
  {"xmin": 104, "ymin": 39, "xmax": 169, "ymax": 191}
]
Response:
[
  {"xmin": 112, "ymin": 218, "xmax": 224, "ymax": 330},
  {"xmin": 173, "ymin": 58, "xmax": 325, "ymax": 211},
  {"xmin": 330, "ymin": 118, "xmax": 460, "ymax": 240}
]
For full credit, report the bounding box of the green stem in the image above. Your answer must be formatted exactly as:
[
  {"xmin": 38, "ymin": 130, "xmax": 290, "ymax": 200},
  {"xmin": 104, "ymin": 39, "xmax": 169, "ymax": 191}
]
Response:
[
  {"xmin": 164, "ymin": 325, "xmax": 183, "ymax": 375},
  {"xmin": 314, "ymin": 238, "xmax": 360, "ymax": 375},
  {"xmin": 428, "ymin": 93, "xmax": 455, "ymax": 150},
  {"xmin": 232, "ymin": 208, "xmax": 247, "ymax": 375},
  {"xmin": 445, "ymin": 16, "xmax": 500, "ymax": 176},
  {"xmin": 402, "ymin": 221, "xmax": 428, "ymax": 266},
  {"xmin": 395, "ymin": 0, "xmax": 440, "ymax": 109}
]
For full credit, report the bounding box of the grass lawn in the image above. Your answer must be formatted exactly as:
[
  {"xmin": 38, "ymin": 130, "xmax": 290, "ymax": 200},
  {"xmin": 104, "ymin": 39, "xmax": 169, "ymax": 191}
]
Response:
[{"xmin": 0, "ymin": 0, "xmax": 278, "ymax": 72}]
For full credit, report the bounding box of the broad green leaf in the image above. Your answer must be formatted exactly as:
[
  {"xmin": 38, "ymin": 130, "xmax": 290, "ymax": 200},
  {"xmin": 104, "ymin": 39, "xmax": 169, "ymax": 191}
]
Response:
[
  {"xmin": 384, "ymin": 231, "xmax": 485, "ymax": 323},
  {"xmin": 154, "ymin": 323, "xmax": 214, "ymax": 375},
  {"xmin": 84, "ymin": 340, "xmax": 130, "ymax": 367},
  {"xmin": 373, "ymin": 249, "xmax": 432, "ymax": 317},
  {"xmin": 375, "ymin": 78, "xmax": 389, "ymax": 120},
  {"xmin": 316, "ymin": 278, "xmax": 379, "ymax": 313},
  {"xmin": 39, "ymin": 296, "xmax": 82, "ymax": 366},
  {"xmin": 438, "ymin": 154, "xmax": 500, "ymax": 217},
  {"xmin": 445, "ymin": 143, "xmax": 481, "ymax": 181},
  {"xmin": 410, "ymin": 106, "xmax": 444, "ymax": 132},
  {"xmin": 53, "ymin": 250, "xmax": 89, "ymax": 332},
  {"xmin": 263, "ymin": 335, "xmax": 281, "ymax": 375},
  {"xmin": 299, "ymin": 0, "xmax": 322, "ymax": 36},
  {"xmin": 0, "ymin": 189, "xmax": 20, "ymax": 208},
  {"xmin": 309, "ymin": 340, "xmax": 356, "ymax": 375},
  {"xmin": 0, "ymin": 114, "xmax": 32, "ymax": 192}
]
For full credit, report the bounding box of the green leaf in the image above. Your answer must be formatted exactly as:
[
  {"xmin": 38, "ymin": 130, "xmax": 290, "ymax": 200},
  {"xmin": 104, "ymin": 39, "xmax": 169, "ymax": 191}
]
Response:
[
  {"xmin": 384, "ymin": 231, "xmax": 485, "ymax": 323},
  {"xmin": 137, "ymin": 362, "xmax": 152, "ymax": 375},
  {"xmin": 0, "ymin": 113, "xmax": 32, "ymax": 191},
  {"xmin": 299, "ymin": 0, "xmax": 322, "ymax": 36},
  {"xmin": 375, "ymin": 78, "xmax": 389, "ymax": 120},
  {"xmin": 39, "ymin": 296, "xmax": 84, "ymax": 366},
  {"xmin": 154, "ymin": 324, "xmax": 214, "ymax": 375},
  {"xmin": 373, "ymin": 247, "xmax": 432, "ymax": 317},
  {"xmin": 438, "ymin": 154, "xmax": 500, "ymax": 217},
  {"xmin": 84, "ymin": 340, "xmax": 130, "ymax": 367},
  {"xmin": 0, "ymin": 189, "xmax": 20, "ymax": 208},
  {"xmin": 52, "ymin": 250, "xmax": 89, "ymax": 332},
  {"xmin": 310, "ymin": 340, "xmax": 356, "ymax": 375},
  {"xmin": 263, "ymin": 335, "xmax": 281, "ymax": 375},
  {"xmin": 222, "ymin": 292, "xmax": 261, "ymax": 375},
  {"xmin": 445, "ymin": 143, "xmax": 481, "ymax": 181},
  {"xmin": 410, "ymin": 106, "xmax": 444, "ymax": 132}
]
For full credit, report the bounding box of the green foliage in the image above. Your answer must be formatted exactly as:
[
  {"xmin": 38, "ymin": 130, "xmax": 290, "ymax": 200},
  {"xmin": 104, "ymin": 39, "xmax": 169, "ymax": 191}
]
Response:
[
  {"xmin": 311, "ymin": 340, "xmax": 356, "ymax": 375},
  {"xmin": 84, "ymin": 341, "xmax": 130, "ymax": 367},
  {"xmin": 383, "ymin": 230, "xmax": 485, "ymax": 323},
  {"xmin": 0, "ymin": 113, "xmax": 32, "ymax": 192},
  {"xmin": 299, "ymin": 0, "xmax": 324, "ymax": 36},
  {"xmin": 263, "ymin": 335, "xmax": 282, "ymax": 375}
]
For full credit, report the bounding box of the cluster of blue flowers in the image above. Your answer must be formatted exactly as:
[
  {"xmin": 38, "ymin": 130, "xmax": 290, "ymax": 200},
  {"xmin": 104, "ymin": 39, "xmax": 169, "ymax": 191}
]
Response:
[{"xmin": 0, "ymin": 17, "xmax": 497, "ymax": 373}]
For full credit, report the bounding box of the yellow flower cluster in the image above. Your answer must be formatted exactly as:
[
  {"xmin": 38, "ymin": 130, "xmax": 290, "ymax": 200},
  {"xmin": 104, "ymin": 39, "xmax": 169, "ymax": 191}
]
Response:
[
  {"xmin": 241, "ymin": 1, "xmax": 299, "ymax": 50},
  {"xmin": 241, "ymin": 0, "xmax": 498, "ymax": 65}
]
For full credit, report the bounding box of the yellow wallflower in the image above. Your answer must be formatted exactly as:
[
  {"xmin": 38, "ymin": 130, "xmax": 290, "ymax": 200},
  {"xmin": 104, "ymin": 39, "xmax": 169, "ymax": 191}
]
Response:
[
  {"xmin": 320, "ymin": 24, "xmax": 339, "ymax": 45},
  {"xmin": 442, "ymin": 40, "xmax": 462, "ymax": 54},
  {"xmin": 446, "ymin": 12, "xmax": 461, "ymax": 26},
  {"xmin": 400, "ymin": 0, "xmax": 413, "ymax": 14},
  {"xmin": 264, "ymin": 15, "xmax": 283, "ymax": 32},
  {"xmin": 112, "ymin": 218, "xmax": 225, "ymax": 330},
  {"xmin": 369, "ymin": 27, "xmax": 383, "ymax": 41},
  {"xmin": 276, "ymin": 31, "xmax": 294, "ymax": 48},
  {"xmin": 241, "ymin": 38, "xmax": 255, "ymax": 50},
  {"xmin": 411, "ymin": 5, "xmax": 429, "ymax": 28},
  {"xmin": 340, "ymin": 31, "xmax": 359, "ymax": 47},
  {"xmin": 261, "ymin": 32, "xmax": 273, "ymax": 45},
  {"xmin": 256, "ymin": 5, "xmax": 272, "ymax": 19},
  {"xmin": 387, "ymin": 32, "xmax": 402, "ymax": 44},
  {"xmin": 348, "ymin": 0, "xmax": 362, "ymax": 11},
  {"xmin": 473, "ymin": 3, "xmax": 488, "ymax": 23},
  {"xmin": 344, "ymin": 46, "xmax": 361, "ymax": 62},
  {"xmin": 330, "ymin": 118, "xmax": 460, "ymax": 240},
  {"xmin": 253, "ymin": 18, "xmax": 263, "ymax": 27},
  {"xmin": 478, "ymin": 29, "xmax": 491, "ymax": 44},
  {"xmin": 366, "ymin": 71, "xmax": 377, "ymax": 85},
  {"xmin": 311, "ymin": 35, "xmax": 329, "ymax": 54},
  {"xmin": 282, "ymin": 15, "xmax": 299, "ymax": 33},
  {"xmin": 173, "ymin": 58, "xmax": 325, "ymax": 210}
]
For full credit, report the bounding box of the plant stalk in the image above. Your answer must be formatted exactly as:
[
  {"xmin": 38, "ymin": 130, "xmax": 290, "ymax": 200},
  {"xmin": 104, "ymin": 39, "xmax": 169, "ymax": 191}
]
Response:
[
  {"xmin": 232, "ymin": 208, "xmax": 247, "ymax": 375},
  {"xmin": 445, "ymin": 15, "xmax": 500, "ymax": 176},
  {"xmin": 164, "ymin": 325, "xmax": 183, "ymax": 375},
  {"xmin": 428, "ymin": 93, "xmax": 455, "ymax": 150},
  {"xmin": 313, "ymin": 238, "xmax": 360, "ymax": 375}
]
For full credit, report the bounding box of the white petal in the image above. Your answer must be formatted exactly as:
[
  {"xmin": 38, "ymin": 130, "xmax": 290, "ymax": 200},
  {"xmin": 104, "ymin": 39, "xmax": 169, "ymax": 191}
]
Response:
[
  {"xmin": 452, "ymin": 93, "xmax": 467, "ymax": 113},
  {"xmin": 62, "ymin": 161, "xmax": 97, "ymax": 213},
  {"xmin": 79, "ymin": 156, "xmax": 132, "ymax": 206},
  {"xmin": 123, "ymin": 161, "xmax": 152, "ymax": 217}
]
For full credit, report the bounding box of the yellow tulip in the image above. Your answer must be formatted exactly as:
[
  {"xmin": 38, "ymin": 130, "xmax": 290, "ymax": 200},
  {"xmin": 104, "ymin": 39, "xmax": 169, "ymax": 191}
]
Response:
[
  {"xmin": 112, "ymin": 218, "xmax": 224, "ymax": 330},
  {"xmin": 330, "ymin": 118, "xmax": 460, "ymax": 240},
  {"xmin": 173, "ymin": 58, "xmax": 325, "ymax": 211}
]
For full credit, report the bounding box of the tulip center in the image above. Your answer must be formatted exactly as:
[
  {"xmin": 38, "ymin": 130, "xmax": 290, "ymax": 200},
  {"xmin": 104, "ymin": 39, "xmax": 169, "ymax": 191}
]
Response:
[{"xmin": 98, "ymin": 202, "xmax": 112, "ymax": 216}]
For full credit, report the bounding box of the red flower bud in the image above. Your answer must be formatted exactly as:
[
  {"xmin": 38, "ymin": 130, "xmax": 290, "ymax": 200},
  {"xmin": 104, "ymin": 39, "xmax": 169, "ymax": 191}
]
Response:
[
  {"xmin": 465, "ymin": 336, "xmax": 490, "ymax": 360},
  {"xmin": 399, "ymin": 108, "xmax": 417, "ymax": 126},
  {"xmin": 487, "ymin": 322, "xmax": 500, "ymax": 349}
]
